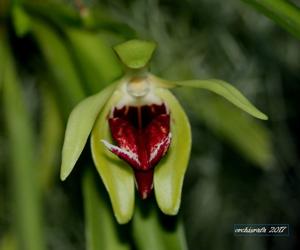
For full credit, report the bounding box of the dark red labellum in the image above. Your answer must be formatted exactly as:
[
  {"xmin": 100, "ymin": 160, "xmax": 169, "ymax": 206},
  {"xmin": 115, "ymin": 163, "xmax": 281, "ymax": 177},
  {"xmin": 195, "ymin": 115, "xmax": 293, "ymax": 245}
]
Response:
[{"xmin": 103, "ymin": 104, "xmax": 171, "ymax": 199}]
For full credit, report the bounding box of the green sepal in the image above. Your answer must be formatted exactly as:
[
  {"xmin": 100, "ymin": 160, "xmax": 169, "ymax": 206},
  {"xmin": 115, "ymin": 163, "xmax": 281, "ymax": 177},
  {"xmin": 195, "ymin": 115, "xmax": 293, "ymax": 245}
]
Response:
[
  {"xmin": 114, "ymin": 39, "xmax": 156, "ymax": 69},
  {"xmin": 152, "ymin": 75, "xmax": 268, "ymax": 120},
  {"xmin": 60, "ymin": 83, "xmax": 117, "ymax": 181},
  {"xmin": 154, "ymin": 89, "xmax": 191, "ymax": 215},
  {"xmin": 91, "ymin": 89, "xmax": 134, "ymax": 224}
]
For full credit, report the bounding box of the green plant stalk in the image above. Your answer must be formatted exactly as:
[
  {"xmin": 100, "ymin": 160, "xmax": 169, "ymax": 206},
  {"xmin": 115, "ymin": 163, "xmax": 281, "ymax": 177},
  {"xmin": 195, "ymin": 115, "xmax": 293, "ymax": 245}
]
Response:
[
  {"xmin": 82, "ymin": 168, "xmax": 130, "ymax": 250},
  {"xmin": 132, "ymin": 203, "xmax": 187, "ymax": 250},
  {"xmin": 1, "ymin": 35, "xmax": 45, "ymax": 250},
  {"xmin": 242, "ymin": 0, "xmax": 300, "ymax": 39},
  {"xmin": 38, "ymin": 84, "xmax": 63, "ymax": 190}
]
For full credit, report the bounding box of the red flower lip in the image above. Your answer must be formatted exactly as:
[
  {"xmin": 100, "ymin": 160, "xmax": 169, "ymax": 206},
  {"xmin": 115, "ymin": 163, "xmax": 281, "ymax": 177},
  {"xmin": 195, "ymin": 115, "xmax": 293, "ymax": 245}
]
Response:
[{"xmin": 102, "ymin": 104, "xmax": 171, "ymax": 199}]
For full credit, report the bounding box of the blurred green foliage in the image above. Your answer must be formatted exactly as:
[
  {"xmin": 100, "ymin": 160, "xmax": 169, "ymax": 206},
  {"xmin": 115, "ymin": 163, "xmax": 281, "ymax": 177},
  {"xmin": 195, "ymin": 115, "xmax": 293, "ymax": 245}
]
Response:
[{"xmin": 1, "ymin": 0, "xmax": 300, "ymax": 249}]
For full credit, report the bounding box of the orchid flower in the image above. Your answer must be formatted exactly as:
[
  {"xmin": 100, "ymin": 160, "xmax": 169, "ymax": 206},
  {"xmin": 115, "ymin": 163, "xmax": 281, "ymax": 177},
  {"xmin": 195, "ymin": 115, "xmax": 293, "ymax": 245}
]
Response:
[{"xmin": 60, "ymin": 40, "xmax": 268, "ymax": 224}]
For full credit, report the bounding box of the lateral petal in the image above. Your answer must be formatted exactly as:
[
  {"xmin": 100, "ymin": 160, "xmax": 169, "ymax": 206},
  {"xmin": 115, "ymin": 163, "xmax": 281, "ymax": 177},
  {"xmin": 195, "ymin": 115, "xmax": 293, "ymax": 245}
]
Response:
[
  {"xmin": 151, "ymin": 74, "xmax": 268, "ymax": 120},
  {"xmin": 60, "ymin": 83, "xmax": 117, "ymax": 181},
  {"xmin": 91, "ymin": 91, "xmax": 135, "ymax": 224},
  {"xmin": 154, "ymin": 88, "xmax": 191, "ymax": 215}
]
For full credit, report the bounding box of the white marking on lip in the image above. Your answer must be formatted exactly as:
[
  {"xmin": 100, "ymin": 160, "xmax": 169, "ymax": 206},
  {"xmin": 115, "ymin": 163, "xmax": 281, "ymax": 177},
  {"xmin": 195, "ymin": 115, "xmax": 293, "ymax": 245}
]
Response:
[
  {"xmin": 101, "ymin": 139, "xmax": 140, "ymax": 165},
  {"xmin": 149, "ymin": 133, "xmax": 172, "ymax": 162},
  {"xmin": 142, "ymin": 191, "xmax": 148, "ymax": 199}
]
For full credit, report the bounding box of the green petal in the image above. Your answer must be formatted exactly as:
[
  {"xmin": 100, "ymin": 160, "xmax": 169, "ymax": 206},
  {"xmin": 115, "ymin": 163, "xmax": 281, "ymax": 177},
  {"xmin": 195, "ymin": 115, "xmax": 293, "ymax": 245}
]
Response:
[
  {"xmin": 60, "ymin": 83, "xmax": 117, "ymax": 181},
  {"xmin": 154, "ymin": 89, "xmax": 191, "ymax": 215},
  {"xmin": 114, "ymin": 39, "xmax": 156, "ymax": 69},
  {"xmin": 152, "ymin": 75, "xmax": 268, "ymax": 120},
  {"xmin": 91, "ymin": 90, "xmax": 134, "ymax": 224}
]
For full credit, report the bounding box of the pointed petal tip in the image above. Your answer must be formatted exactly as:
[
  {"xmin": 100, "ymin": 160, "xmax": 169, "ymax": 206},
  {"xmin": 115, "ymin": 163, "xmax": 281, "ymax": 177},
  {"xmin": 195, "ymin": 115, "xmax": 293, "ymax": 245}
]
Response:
[
  {"xmin": 60, "ymin": 167, "xmax": 69, "ymax": 181},
  {"xmin": 159, "ymin": 204, "xmax": 179, "ymax": 216},
  {"xmin": 260, "ymin": 113, "xmax": 269, "ymax": 120},
  {"xmin": 167, "ymin": 78, "xmax": 269, "ymax": 121},
  {"xmin": 252, "ymin": 111, "xmax": 268, "ymax": 120},
  {"xmin": 113, "ymin": 205, "xmax": 134, "ymax": 224},
  {"xmin": 60, "ymin": 176, "xmax": 67, "ymax": 181},
  {"xmin": 115, "ymin": 214, "xmax": 132, "ymax": 224}
]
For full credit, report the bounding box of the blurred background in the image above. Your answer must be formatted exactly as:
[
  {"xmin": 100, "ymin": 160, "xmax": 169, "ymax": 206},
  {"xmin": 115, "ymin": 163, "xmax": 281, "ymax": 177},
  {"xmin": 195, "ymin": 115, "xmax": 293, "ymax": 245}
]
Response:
[{"xmin": 1, "ymin": 0, "xmax": 300, "ymax": 249}]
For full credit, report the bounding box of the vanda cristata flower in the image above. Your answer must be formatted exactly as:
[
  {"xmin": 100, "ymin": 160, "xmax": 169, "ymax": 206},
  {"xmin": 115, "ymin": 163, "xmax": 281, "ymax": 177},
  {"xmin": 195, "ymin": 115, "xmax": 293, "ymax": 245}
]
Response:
[{"xmin": 60, "ymin": 40, "xmax": 268, "ymax": 223}]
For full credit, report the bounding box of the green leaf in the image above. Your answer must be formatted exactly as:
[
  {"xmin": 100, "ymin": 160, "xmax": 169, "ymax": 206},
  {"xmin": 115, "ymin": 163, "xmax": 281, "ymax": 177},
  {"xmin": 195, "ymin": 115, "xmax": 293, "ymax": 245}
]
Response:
[
  {"xmin": 153, "ymin": 75, "xmax": 268, "ymax": 120},
  {"xmin": 82, "ymin": 169, "xmax": 130, "ymax": 250},
  {"xmin": 12, "ymin": 6, "xmax": 31, "ymax": 37},
  {"xmin": 31, "ymin": 19, "xmax": 85, "ymax": 111},
  {"xmin": 133, "ymin": 204, "xmax": 187, "ymax": 250},
  {"xmin": 38, "ymin": 84, "xmax": 63, "ymax": 189},
  {"xmin": 91, "ymin": 89, "xmax": 134, "ymax": 224},
  {"xmin": 114, "ymin": 39, "xmax": 156, "ymax": 69},
  {"xmin": 66, "ymin": 28, "xmax": 122, "ymax": 94},
  {"xmin": 23, "ymin": 0, "xmax": 81, "ymax": 27},
  {"xmin": 242, "ymin": 0, "xmax": 300, "ymax": 40},
  {"xmin": 60, "ymin": 83, "xmax": 117, "ymax": 181},
  {"xmin": 2, "ymin": 35, "xmax": 45, "ymax": 250},
  {"xmin": 0, "ymin": 30, "xmax": 6, "ymax": 93},
  {"xmin": 154, "ymin": 89, "xmax": 191, "ymax": 215}
]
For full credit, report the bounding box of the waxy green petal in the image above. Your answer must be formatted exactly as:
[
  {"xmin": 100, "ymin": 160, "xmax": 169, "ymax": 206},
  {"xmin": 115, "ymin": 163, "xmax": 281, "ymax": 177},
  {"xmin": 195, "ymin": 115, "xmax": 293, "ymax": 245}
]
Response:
[
  {"xmin": 91, "ymin": 91, "xmax": 134, "ymax": 224},
  {"xmin": 60, "ymin": 83, "xmax": 117, "ymax": 181},
  {"xmin": 114, "ymin": 40, "xmax": 156, "ymax": 69},
  {"xmin": 152, "ymin": 75, "xmax": 268, "ymax": 120},
  {"xmin": 154, "ymin": 89, "xmax": 191, "ymax": 215}
]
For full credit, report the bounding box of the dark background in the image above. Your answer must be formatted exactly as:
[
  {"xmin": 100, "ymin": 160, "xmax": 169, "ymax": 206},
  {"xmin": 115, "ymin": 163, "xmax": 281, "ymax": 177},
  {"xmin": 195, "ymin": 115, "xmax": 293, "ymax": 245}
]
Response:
[{"xmin": 1, "ymin": 0, "xmax": 300, "ymax": 249}]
